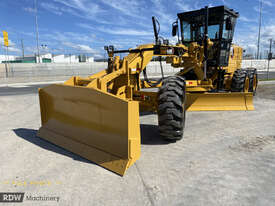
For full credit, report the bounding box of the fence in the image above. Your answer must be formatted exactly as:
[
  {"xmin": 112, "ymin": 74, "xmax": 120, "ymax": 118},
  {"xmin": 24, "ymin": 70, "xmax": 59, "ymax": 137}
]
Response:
[
  {"xmin": 0, "ymin": 60, "xmax": 274, "ymax": 84},
  {"xmin": 242, "ymin": 59, "xmax": 275, "ymax": 71},
  {"xmin": 0, "ymin": 62, "xmax": 177, "ymax": 84}
]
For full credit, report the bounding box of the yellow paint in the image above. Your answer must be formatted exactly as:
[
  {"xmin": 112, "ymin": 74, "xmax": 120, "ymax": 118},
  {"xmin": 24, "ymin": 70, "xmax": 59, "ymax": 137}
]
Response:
[
  {"xmin": 38, "ymin": 84, "xmax": 140, "ymax": 176},
  {"xmin": 186, "ymin": 92, "xmax": 254, "ymax": 111},
  {"xmin": 38, "ymin": 41, "xmax": 255, "ymax": 175},
  {"xmin": 225, "ymin": 44, "xmax": 243, "ymax": 73}
]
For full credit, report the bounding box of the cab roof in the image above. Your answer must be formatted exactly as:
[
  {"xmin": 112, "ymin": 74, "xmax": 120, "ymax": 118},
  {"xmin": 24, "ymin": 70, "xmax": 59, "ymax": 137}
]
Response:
[{"xmin": 177, "ymin": 5, "xmax": 239, "ymax": 22}]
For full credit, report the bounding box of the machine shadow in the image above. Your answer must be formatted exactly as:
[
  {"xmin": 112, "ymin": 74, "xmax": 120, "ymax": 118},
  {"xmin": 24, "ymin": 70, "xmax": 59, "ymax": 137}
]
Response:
[
  {"xmin": 13, "ymin": 128, "xmax": 92, "ymax": 164},
  {"xmin": 13, "ymin": 126, "xmax": 170, "ymax": 160},
  {"xmin": 140, "ymin": 124, "xmax": 172, "ymax": 145}
]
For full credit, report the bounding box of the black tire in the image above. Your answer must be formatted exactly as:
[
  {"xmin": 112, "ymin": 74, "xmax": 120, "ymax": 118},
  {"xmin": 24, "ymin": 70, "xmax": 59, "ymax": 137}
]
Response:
[
  {"xmin": 246, "ymin": 68, "xmax": 258, "ymax": 95},
  {"xmin": 231, "ymin": 69, "xmax": 248, "ymax": 92},
  {"xmin": 157, "ymin": 76, "xmax": 186, "ymax": 141}
]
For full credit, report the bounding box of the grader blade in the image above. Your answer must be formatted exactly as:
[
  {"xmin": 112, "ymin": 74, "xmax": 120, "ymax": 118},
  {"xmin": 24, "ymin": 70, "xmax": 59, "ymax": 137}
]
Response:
[
  {"xmin": 37, "ymin": 84, "xmax": 140, "ymax": 176},
  {"xmin": 186, "ymin": 92, "xmax": 254, "ymax": 111}
]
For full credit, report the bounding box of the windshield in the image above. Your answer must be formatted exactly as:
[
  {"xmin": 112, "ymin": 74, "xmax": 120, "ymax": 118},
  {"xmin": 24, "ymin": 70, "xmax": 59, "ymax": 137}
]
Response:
[
  {"xmin": 208, "ymin": 25, "xmax": 220, "ymax": 39},
  {"xmin": 181, "ymin": 20, "xmax": 220, "ymax": 42},
  {"xmin": 182, "ymin": 21, "xmax": 191, "ymax": 41},
  {"xmin": 222, "ymin": 15, "xmax": 236, "ymax": 40}
]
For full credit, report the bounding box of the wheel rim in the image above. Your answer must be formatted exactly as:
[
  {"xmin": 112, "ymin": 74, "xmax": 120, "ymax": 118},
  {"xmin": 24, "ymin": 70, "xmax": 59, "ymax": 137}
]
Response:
[
  {"xmin": 253, "ymin": 74, "xmax": 257, "ymax": 91},
  {"xmin": 244, "ymin": 76, "xmax": 249, "ymax": 92}
]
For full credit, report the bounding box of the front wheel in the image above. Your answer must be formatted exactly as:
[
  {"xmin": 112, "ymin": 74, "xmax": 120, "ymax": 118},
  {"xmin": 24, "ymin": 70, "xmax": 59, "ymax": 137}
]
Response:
[{"xmin": 157, "ymin": 76, "xmax": 186, "ymax": 141}]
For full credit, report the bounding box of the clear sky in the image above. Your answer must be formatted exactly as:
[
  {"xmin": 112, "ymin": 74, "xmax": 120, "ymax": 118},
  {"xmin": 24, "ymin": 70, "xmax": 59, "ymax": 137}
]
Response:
[{"xmin": 0, "ymin": 0, "xmax": 274, "ymax": 58}]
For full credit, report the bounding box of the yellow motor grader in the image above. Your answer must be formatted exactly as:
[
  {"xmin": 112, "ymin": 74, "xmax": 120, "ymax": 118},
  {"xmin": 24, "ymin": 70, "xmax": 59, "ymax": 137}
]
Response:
[{"xmin": 37, "ymin": 6, "xmax": 258, "ymax": 175}]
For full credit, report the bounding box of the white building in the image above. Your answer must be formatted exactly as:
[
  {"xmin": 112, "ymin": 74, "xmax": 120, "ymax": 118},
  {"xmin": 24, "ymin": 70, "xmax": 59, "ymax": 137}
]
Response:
[
  {"xmin": 42, "ymin": 53, "xmax": 94, "ymax": 63},
  {"xmin": 0, "ymin": 55, "xmax": 16, "ymax": 63},
  {"xmin": 0, "ymin": 53, "xmax": 94, "ymax": 63},
  {"xmin": 52, "ymin": 54, "xmax": 79, "ymax": 63}
]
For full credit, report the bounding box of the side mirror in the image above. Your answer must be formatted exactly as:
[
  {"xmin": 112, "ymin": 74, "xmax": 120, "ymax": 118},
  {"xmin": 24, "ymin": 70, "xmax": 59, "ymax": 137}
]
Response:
[
  {"xmin": 226, "ymin": 17, "xmax": 233, "ymax": 30},
  {"xmin": 172, "ymin": 22, "xmax": 178, "ymax": 37}
]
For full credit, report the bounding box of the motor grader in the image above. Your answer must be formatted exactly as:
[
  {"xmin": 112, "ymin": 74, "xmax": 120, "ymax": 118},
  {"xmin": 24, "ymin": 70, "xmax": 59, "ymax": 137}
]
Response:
[{"xmin": 37, "ymin": 6, "xmax": 258, "ymax": 175}]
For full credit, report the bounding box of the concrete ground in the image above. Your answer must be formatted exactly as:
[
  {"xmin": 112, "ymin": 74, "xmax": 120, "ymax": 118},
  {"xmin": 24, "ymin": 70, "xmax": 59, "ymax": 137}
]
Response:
[{"xmin": 0, "ymin": 82, "xmax": 275, "ymax": 205}]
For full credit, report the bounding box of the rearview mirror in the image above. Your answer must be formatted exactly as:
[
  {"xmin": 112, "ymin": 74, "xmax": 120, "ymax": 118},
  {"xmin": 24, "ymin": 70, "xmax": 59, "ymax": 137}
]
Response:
[{"xmin": 172, "ymin": 22, "xmax": 178, "ymax": 37}]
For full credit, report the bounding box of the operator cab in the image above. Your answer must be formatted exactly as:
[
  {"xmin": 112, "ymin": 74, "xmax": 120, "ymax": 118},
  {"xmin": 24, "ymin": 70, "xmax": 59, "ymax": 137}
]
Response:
[{"xmin": 175, "ymin": 6, "xmax": 239, "ymax": 67}]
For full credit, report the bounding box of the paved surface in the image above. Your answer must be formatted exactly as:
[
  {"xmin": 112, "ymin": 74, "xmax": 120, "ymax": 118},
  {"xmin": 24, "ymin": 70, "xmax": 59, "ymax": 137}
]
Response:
[
  {"xmin": 0, "ymin": 84, "xmax": 50, "ymax": 96},
  {"xmin": 258, "ymin": 71, "xmax": 275, "ymax": 80},
  {"xmin": 0, "ymin": 83, "xmax": 275, "ymax": 205}
]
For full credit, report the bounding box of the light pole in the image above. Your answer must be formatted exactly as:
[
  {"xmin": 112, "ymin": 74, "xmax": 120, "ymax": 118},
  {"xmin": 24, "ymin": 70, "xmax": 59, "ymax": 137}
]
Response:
[
  {"xmin": 40, "ymin": 44, "xmax": 48, "ymax": 53},
  {"xmin": 267, "ymin": 38, "xmax": 275, "ymax": 80},
  {"xmin": 256, "ymin": 0, "xmax": 262, "ymax": 59},
  {"xmin": 21, "ymin": 39, "xmax": 24, "ymax": 59},
  {"xmin": 34, "ymin": 0, "xmax": 40, "ymax": 63}
]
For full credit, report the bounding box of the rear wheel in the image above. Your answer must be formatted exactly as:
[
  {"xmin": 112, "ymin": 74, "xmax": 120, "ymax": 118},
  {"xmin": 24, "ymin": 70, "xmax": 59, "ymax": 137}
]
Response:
[
  {"xmin": 157, "ymin": 76, "xmax": 186, "ymax": 141},
  {"xmin": 231, "ymin": 69, "xmax": 249, "ymax": 92}
]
